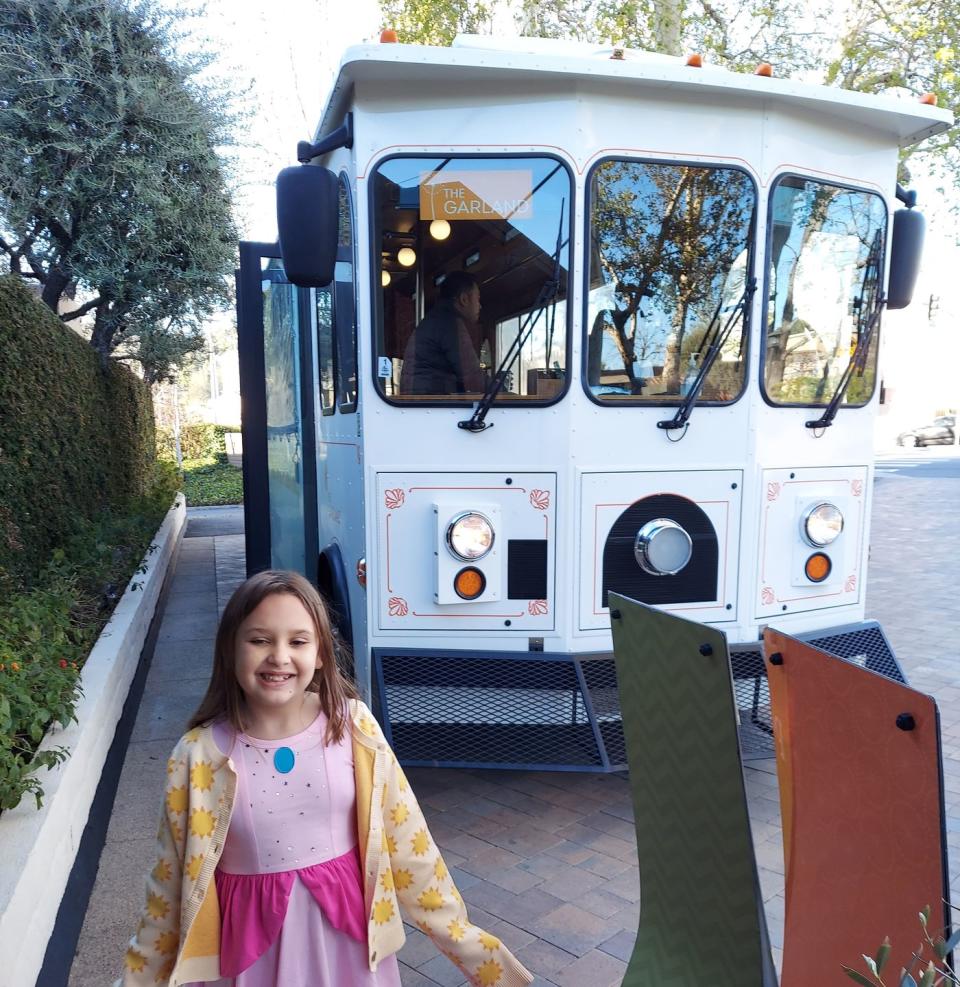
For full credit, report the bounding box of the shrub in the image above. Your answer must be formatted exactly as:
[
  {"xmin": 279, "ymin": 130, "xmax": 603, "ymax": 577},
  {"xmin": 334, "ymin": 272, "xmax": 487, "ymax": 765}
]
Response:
[
  {"xmin": 0, "ymin": 276, "xmax": 158, "ymax": 593},
  {"xmin": 156, "ymin": 422, "xmax": 239, "ymax": 462}
]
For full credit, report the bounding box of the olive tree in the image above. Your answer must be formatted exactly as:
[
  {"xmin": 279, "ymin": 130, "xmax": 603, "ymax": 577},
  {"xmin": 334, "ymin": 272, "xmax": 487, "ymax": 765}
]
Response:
[{"xmin": 0, "ymin": 0, "xmax": 239, "ymax": 382}]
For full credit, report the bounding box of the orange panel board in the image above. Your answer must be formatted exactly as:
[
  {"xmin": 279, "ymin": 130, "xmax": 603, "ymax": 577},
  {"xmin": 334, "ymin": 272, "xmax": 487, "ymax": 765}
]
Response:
[{"xmin": 763, "ymin": 629, "xmax": 950, "ymax": 984}]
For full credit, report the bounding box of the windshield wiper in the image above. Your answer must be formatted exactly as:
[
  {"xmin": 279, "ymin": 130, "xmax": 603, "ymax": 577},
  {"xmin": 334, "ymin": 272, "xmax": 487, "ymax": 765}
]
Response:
[
  {"xmin": 657, "ymin": 277, "xmax": 757, "ymax": 432},
  {"xmin": 806, "ymin": 231, "xmax": 884, "ymax": 430},
  {"xmin": 459, "ymin": 202, "xmax": 566, "ymax": 432}
]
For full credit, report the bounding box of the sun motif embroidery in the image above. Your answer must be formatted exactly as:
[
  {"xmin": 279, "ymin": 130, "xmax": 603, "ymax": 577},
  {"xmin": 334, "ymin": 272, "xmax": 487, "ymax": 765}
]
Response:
[
  {"xmin": 154, "ymin": 930, "xmax": 178, "ymax": 956},
  {"xmin": 434, "ymin": 858, "xmax": 447, "ymax": 881},
  {"xmin": 124, "ymin": 948, "xmax": 147, "ymax": 973},
  {"xmin": 393, "ymin": 868, "xmax": 414, "ymax": 891},
  {"xmin": 189, "ymin": 808, "xmax": 216, "ymax": 838},
  {"xmin": 385, "ymin": 833, "xmax": 398, "ymax": 856},
  {"xmin": 390, "ymin": 802, "xmax": 410, "ymax": 826},
  {"xmin": 186, "ymin": 854, "xmax": 205, "ymax": 881},
  {"xmin": 183, "ymin": 728, "xmax": 201, "ymax": 743},
  {"xmin": 166, "ymin": 757, "xmax": 177, "ymax": 776},
  {"xmin": 417, "ymin": 887, "xmax": 444, "ymax": 910},
  {"xmin": 152, "ymin": 858, "xmax": 172, "ymax": 883},
  {"xmin": 478, "ymin": 931, "xmax": 501, "ymax": 952},
  {"xmin": 396, "ymin": 764, "xmax": 408, "ymax": 791},
  {"xmin": 447, "ymin": 919, "xmax": 466, "ymax": 942},
  {"xmin": 417, "ymin": 919, "xmax": 430, "ymax": 934},
  {"xmin": 158, "ymin": 958, "xmax": 175, "ymax": 981},
  {"xmin": 476, "ymin": 958, "xmax": 504, "ymax": 985},
  {"xmin": 170, "ymin": 820, "xmax": 184, "ymax": 844},
  {"xmin": 372, "ymin": 898, "xmax": 395, "ymax": 925},
  {"xmin": 380, "ymin": 869, "xmax": 395, "ymax": 892},
  {"xmin": 165, "ymin": 785, "xmax": 188, "ymax": 815},
  {"xmin": 358, "ymin": 714, "xmax": 376, "ymax": 737},
  {"xmin": 146, "ymin": 892, "xmax": 169, "ymax": 920},
  {"xmin": 411, "ymin": 829, "xmax": 430, "ymax": 856},
  {"xmin": 190, "ymin": 761, "xmax": 214, "ymax": 791}
]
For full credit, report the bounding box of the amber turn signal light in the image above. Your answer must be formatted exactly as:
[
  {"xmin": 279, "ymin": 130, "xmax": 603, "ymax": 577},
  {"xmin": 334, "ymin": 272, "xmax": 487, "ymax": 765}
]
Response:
[
  {"xmin": 804, "ymin": 552, "xmax": 832, "ymax": 583},
  {"xmin": 380, "ymin": 28, "xmax": 398, "ymax": 43},
  {"xmin": 920, "ymin": 92, "xmax": 938, "ymax": 105},
  {"xmin": 686, "ymin": 53, "xmax": 702, "ymax": 67},
  {"xmin": 454, "ymin": 567, "xmax": 486, "ymax": 600},
  {"xmin": 756, "ymin": 62, "xmax": 773, "ymax": 77}
]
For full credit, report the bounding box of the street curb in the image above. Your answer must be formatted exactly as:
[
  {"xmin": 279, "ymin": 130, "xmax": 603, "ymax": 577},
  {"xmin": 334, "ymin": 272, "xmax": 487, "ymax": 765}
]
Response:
[{"xmin": 0, "ymin": 494, "xmax": 187, "ymax": 987}]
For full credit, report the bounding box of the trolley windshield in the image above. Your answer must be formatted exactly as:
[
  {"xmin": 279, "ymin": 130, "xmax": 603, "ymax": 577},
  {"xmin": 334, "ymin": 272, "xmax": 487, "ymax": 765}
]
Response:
[
  {"xmin": 585, "ymin": 161, "xmax": 756, "ymax": 404},
  {"xmin": 764, "ymin": 177, "xmax": 886, "ymax": 406},
  {"xmin": 372, "ymin": 156, "xmax": 571, "ymax": 404}
]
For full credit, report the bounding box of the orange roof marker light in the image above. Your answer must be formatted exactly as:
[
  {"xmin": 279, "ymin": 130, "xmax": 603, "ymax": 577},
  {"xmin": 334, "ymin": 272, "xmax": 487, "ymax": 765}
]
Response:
[
  {"xmin": 920, "ymin": 92, "xmax": 938, "ymax": 105},
  {"xmin": 686, "ymin": 53, "xmax": 703, "ymax": 68},
  {"xmin": 756, "ymin": 62, "xmax": 774, "ymax": 77},
  {"xmin": 380, "ymin": 28, "xmax": 398, "ymax": 44}
]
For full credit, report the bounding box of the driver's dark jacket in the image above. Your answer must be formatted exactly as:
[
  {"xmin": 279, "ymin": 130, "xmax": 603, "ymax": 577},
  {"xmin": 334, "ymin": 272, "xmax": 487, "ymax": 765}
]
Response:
[{"xmin": 399, "ymin": 300, "xmax": 484, "ymax": 395}]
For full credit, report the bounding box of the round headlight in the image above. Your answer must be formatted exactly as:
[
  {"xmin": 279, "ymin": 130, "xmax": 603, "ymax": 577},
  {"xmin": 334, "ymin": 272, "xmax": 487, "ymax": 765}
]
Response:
[
  {"xmin": 634, "ymin": 519, "xmax": 693, "ymax": 576},
  {"xmin": 446, "ymin": 512, "xmax": 495, "ymax": 561},
  {"xmin": 802, "ymin": 503, "xmax": 844, "ymax": 547}
]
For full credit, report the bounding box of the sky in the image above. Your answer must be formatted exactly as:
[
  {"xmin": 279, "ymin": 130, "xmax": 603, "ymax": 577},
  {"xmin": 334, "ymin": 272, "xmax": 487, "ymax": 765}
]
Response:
[{"xmin": 186, "ymin": 0, "xmax": 381, "ymax": 241}]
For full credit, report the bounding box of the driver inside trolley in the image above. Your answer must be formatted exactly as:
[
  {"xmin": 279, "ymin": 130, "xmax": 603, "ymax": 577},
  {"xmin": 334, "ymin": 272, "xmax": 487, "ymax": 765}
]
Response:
[{"xmin": 399, "ymin": 271, "xmax": 485, "ymax": 395}]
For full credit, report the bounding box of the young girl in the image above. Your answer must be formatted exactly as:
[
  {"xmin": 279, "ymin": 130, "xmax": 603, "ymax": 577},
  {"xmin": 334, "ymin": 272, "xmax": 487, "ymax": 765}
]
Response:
[{"xmin": 118, "ymin": 570, "xmax": 534, "ymax": 987}]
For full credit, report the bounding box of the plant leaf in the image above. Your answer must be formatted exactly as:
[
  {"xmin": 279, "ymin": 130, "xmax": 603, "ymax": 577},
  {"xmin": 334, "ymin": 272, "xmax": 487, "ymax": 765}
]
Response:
[
  {"xmin": 899, "ymin": 972, "xmax": 917, "ymax": 987},
  {"xmin": 842, "ymin": 967, "xmax": 879, "ymax": 986},
  {"xmin": 876, "ymin": 938, "xmax": 892, "ymax": 974}
]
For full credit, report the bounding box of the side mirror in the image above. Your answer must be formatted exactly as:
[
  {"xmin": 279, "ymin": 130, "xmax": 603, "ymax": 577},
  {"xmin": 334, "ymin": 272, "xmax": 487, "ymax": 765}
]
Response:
[
  {"xmin": 886, "ymin": 206, "xmax": 925, "ymax": 310},
  {"xmin": 276, "ymin": 165, "xmax": 338, "ymax": 287}
]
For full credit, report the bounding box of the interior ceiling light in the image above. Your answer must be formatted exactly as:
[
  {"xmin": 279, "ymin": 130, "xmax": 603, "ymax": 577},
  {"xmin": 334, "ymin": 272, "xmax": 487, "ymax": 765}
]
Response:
[
  {"xmin": 429, "ymin": 219, "xmax": 451, "ymax": 240},
  {"xmin": 397, "ymin": 246, "xmax": 416, "ymax": 267},
  {"xmin": 381, "ymin": 270, "xmax": 391, "ymax": 287}
]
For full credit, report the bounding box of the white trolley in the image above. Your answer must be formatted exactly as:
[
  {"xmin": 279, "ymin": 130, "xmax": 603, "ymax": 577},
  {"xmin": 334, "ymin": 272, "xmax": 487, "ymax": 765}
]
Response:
[{"xmin": 237, "ymin": 35, "xmax": 952, "ymax": 770}]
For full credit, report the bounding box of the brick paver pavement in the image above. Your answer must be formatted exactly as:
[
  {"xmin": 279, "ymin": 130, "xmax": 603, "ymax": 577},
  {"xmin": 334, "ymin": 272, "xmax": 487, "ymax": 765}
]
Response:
[{"xmin": 70, "ymin": 463, "xmax": 960, "ymax": 986}]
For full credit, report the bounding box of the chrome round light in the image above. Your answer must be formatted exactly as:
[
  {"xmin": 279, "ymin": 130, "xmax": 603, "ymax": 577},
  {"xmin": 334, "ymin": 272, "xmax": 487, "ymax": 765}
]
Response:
[
  {"xmin": 634, "ymin": 519, "xmax": 693, "ymax": 576},
  {"xmin": 802, "ymin": 503, "xmax": 844, "ymax": 547},
  {"xmin": 446, "ymin": 512, "xmax": 495, "ymax": 561}
]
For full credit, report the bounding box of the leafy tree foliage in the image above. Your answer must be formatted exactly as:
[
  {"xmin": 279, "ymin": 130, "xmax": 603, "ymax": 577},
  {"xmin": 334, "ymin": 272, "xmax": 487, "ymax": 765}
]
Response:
[
  {"xmin": 0, "ymin": 0, "xmax": 239, "ymax": 382},
  {"xmin": 378, "ymin": 0, "xmax": 957, "ymax": 186}
]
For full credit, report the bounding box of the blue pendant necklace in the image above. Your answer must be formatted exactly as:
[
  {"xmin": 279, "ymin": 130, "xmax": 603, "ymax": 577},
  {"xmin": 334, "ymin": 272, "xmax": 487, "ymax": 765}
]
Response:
[{"xmin": 242, "ymin": 733, "xmax": 323, "ymax": 775}]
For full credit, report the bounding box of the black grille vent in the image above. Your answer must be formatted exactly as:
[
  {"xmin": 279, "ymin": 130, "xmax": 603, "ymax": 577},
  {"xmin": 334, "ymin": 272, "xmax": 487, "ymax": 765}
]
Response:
[
  {"xmin": 602, "ymin": 494, "xmax": 718, "ymax": 606},
  {"xmin": 507, "ymin": 539, "xmax": 548, "ymax": 600}
]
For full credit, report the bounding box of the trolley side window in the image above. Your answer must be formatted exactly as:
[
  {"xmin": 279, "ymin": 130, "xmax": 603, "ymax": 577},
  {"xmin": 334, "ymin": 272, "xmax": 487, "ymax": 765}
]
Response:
[
  {"xmin": 372, "ymin": 156, "xmax": 572, "ymax": 404},
  {"xmin": 335, "ymin": 176, "xmax": 357, "ymax": 413},
  {"xmin": 316, "ymin": 284, "xmax": 335, "ymax": 414},
  {"xmin": 763, "ymin": 176, "xmax": 886, "ymax": 406},
  {"xmin": 585, "ymin": 160, "xmax": 756, "ymax": 405}
]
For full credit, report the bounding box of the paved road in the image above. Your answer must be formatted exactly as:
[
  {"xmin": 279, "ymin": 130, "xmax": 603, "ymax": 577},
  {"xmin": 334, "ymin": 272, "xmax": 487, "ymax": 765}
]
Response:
[{"xmin": 875, "ymin": 449, "xmax": 960, "ymax": 479}]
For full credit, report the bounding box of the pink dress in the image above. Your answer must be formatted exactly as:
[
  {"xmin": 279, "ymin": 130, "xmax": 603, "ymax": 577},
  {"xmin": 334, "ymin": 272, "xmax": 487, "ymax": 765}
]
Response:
[{"xmin": 187, "ymin": 713, "xmax": 402, "ymax": 987}]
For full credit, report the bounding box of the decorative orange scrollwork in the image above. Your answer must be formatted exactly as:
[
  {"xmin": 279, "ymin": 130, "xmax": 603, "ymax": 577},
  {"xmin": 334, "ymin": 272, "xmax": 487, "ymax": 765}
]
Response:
[
  {"xmin": 388, "ymin": 596, "xmax": 408, "ymax": 616},
  {"xmin": 530, "ymin": 489, "xmax": 550, "ymax": 510},
  {"xmin": 844, "ymin": 575, "xmax": 857, "ymax": 593},
  {"xmin": 851, "ymin": 479, "xmax": 863, "ymax": 498},
  {"xmin": 766, "ymin": 482, "xmax": 781, "ymax": 502},
  {"xmin": 528, "ymin": 599, "xmax": 548, "ymax": 615},
  {"xmin": 384, "ymin": 489, "xmax": 405, "ymax": 509},
  {"xmin": 761, "ymin": 586, "xmax": 775, "ymax": 605}
]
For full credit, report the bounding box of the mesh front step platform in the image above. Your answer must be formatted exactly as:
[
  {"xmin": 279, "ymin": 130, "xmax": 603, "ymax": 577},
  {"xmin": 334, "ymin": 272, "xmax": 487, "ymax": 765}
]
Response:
[
  {"xmin": 374, "ymin": 621, "xmax": 904, "ymax": 770},
  {"xmin": 731, "ymin": 620, "xmax": 905, "ymax": 759}
]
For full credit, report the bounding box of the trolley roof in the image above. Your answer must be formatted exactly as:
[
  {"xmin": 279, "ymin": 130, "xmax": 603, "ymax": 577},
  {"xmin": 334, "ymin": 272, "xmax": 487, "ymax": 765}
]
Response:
[{"xmin": 315, "ymin": 34, "xmax": 952, "ymax": 150}]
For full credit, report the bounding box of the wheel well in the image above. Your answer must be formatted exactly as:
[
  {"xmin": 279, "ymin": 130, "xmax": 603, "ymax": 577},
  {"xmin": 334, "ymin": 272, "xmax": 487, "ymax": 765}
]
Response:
[{"xmin": 317, "ymin": 545, "xmax": 354, "ymax": 674}]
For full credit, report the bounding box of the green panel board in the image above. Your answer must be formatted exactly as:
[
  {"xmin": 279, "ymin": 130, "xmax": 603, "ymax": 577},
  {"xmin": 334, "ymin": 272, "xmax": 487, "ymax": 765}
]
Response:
[{"xmin": 608, "ymin": 593, "xmax": 778, "ymax": 986}]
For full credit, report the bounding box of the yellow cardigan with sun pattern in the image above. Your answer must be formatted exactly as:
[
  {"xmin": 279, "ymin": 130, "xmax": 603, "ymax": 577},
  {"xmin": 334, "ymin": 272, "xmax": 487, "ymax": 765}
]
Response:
[{"xmin": 117, "ymin": 699, "xmax": 533, "ymax": 987}]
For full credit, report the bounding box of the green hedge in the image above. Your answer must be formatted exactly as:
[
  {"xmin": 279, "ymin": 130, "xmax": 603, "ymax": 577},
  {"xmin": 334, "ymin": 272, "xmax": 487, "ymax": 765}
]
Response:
[
  {"xmin": 156, "ymin": 422, "xmax": 239, "ymax": 462},
  {"xmin": 0, "ymin": 276, "xmax": 157, "ymax": 592}
]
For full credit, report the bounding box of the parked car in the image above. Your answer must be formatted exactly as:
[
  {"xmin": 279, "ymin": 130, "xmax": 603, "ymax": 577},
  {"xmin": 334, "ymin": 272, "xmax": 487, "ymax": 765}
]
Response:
[{"xmin": 896, "ymin": 415, "xmax": 956, "ymax": 447}]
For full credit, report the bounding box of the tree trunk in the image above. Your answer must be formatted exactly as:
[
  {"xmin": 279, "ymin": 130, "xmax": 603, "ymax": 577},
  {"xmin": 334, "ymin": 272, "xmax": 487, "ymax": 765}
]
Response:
[
  {"xmin": 90, "ymin": 306, "xmax": 116, "ymax": 365},
  {"xmin": 40, "ymin": 266, "xmax": 71, "ymax": 313}
]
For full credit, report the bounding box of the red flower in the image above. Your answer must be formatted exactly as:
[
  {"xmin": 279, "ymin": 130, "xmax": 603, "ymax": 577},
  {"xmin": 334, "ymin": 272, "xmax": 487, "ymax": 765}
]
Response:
[{"xmin": 60, "ymin": 659, "xmax": 68, "ymax": 669}]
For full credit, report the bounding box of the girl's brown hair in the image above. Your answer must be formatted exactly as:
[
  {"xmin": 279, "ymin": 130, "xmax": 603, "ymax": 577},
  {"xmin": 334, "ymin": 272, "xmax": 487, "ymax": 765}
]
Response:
[{"xmin": 188, "ymin": 570, "xmax": 358, "ymax": 744}]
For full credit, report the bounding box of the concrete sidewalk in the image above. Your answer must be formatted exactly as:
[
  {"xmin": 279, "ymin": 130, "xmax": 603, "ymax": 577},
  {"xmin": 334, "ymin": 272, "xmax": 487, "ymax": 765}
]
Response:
[{"xmin": 69, "ymin": 483, "xmax": 960, "ymax": 986}]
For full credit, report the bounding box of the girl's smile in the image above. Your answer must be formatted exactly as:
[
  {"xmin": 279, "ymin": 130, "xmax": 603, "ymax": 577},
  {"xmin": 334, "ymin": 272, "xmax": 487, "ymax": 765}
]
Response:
[{"xmin": 235, "ymin": 592, "xmax": 322, "ymax": 735}]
